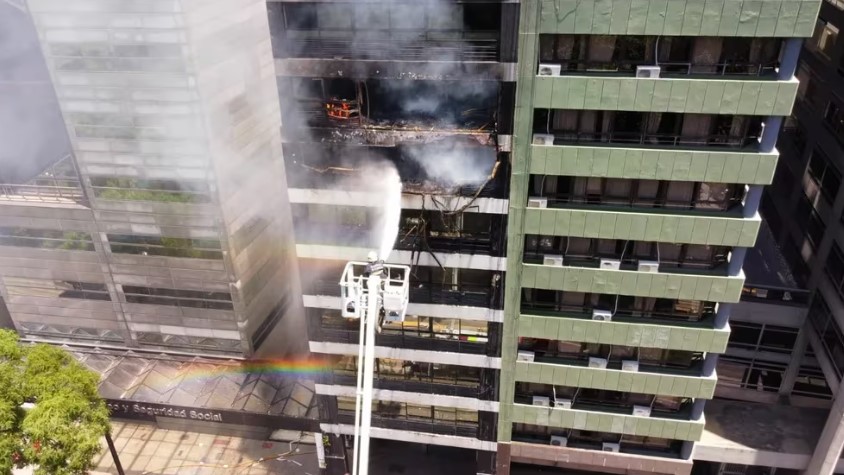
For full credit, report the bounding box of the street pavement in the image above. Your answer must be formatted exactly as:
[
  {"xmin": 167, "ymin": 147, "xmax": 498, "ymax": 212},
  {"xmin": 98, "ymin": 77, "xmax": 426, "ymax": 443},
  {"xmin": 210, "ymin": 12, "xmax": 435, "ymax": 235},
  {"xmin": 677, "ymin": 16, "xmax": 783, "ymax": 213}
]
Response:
[{"xmin": 93, "ymin": 422, "xmax": 319, "ymax": 475}]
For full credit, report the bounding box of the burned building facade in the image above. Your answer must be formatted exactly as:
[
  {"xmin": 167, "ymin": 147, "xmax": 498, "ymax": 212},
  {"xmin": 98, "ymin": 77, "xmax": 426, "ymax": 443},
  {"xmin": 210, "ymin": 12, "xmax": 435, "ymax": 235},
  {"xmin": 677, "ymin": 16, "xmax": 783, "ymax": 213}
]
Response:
[{"xmin": 267, "ymin": 1, "xmax": 518, "ymax": 473}]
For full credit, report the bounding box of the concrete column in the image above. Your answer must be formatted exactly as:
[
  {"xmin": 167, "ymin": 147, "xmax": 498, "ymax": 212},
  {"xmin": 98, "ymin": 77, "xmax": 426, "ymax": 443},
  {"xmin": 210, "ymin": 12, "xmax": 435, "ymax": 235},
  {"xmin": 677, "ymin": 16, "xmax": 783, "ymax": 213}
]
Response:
[
  {"xmin": 804, "ymin": 376, "xmax": 844, "ymax": 475},
  {"xmin": 715, "ymin": 303, "xmax": 732, "ymax": 328},
  {"xmin": 759, "ymin": 116, "xmax": 783, "ymax": 153},
  {"xmin": 743, "ymin": 185, "xmax": 764, "ymax": 217},
  {"xmin": 780, "ymin": 323, "xmax": 810, "ymax": 397},
  {"xmin": 703, "ymin": 353, "xmax": 719, "ymax": 377},
  {"xmin": 779, "ymin": 38, "xmax": 804, "ymax": 80},
  {"xmin": 728, "ymin": 247, "xmax": 748, "ymax": 276}
]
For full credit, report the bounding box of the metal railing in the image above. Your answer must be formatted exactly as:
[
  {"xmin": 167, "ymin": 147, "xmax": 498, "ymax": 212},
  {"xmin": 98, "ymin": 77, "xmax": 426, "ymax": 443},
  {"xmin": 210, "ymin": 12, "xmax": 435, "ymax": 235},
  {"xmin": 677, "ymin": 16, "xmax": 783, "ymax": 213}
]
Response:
[
  {"xmin": 277, "ymin": 37, "xmax": 499, "ymax": 62},
  {"xmin": 521, "ymin": 351, "xmax": 705, "ymax": 376},
  {"xmin": 540, "ymin": 60, "xmax": 780, "ymax": 77},
  {"xmin": 305, "ymin": 279, "xmax": 501, "ymax": 308},
  {"xmin": 327, "ymin": 373, "xmax": 483, "ymax": 398},
  {"xmin": 314, "ymin": 327, "xmax": 488, "ymax": 355},
  {"xmin": 528, "ymin": 194, "xmax": 744, "ymax": 212},
  {"xmin": 520, "ymin": 302, "xmax": 716, "ymax": 326},
  {"xmin": 537, "ymin": 131, "xmax": 760, "ymax": 149},
  {"xmin": 336, "ymin": 413, "xmax": 478, "ymax": 438},
  {"xmin": 0, "ymin": 183, "xmax": 85, "ymax": 204},
  {"xmin": 523, "ymin": 251, "xmax": 728, "ymax": 272}
]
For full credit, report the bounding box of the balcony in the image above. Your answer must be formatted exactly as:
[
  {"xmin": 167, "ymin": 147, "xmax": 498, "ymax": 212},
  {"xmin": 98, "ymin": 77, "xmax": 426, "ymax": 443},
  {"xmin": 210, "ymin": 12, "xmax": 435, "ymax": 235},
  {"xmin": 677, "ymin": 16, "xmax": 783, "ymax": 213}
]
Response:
[
  {"xmin": 517, "ymin": 311, "xmax": 729, "ymax": 353},
  {"xmin": 534, "ymin": 0, "xmax": 818, "ymax": 38},
  {"xmin": 510, "ymin": 402, "xmax": 703, "ymax": 442},
  {"xmin": 514, "ymin": 360, "xmax": 717, "ymax": 399},
  {"xmin": 337, "ymin": 412, "xmax": 478, "ymax": 438},
  {"xmin": 304, "ymin": 279, "xmax": 503, "ymax": 309},
  {"xmin": 312, "ymin": 326, "xmax": 488, "ymax": 355},
  {"xmin": 325, "ymin": 372, "xmax": 485, "ymax": 399}
]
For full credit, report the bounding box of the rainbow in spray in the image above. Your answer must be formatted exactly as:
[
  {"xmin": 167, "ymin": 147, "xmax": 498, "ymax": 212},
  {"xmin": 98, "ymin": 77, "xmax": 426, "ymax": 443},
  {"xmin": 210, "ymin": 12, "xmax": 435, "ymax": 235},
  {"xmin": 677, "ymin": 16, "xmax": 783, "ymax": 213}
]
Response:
[{"xmin": 178, "ymin": 357, "xmax": 331, "ymax": 382}]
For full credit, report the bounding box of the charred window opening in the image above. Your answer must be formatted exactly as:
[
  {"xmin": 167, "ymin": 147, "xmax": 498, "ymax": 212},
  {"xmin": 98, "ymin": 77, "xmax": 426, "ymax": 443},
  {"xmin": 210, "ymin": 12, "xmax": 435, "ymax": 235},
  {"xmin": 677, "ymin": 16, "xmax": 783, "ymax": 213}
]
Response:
[
  {"xmin": 398, "ymin": 210, "xmax": 506, "ymax": 256},
  {"xmin": 533, "ymin": 109, "xmax": 763, "ymax": 149},
  {"xmin": 275, "ymin": 2, "xmax": 501, "ymax": 61},
  {"xmin": 283, "ymin": 78, "xmax": 499, "ymax": 131},
  {"xmin": 538, "ymin": 35, "xmax": 783, "ymax": 76},
  {"xmin": 299, "ymin": 259, "xmax": 503, "ymax": 309},
  {"xmin": 283, "ymin": 140, "xmax": 507, "ymax": 198}
]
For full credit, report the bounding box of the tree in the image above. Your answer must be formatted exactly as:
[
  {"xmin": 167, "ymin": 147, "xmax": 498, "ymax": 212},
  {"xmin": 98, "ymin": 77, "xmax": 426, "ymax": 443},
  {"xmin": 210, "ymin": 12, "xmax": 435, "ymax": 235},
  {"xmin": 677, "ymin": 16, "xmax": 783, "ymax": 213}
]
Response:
[{"xmin": 0, "ymin": 330, "xmax": 110, "ymax": 475}]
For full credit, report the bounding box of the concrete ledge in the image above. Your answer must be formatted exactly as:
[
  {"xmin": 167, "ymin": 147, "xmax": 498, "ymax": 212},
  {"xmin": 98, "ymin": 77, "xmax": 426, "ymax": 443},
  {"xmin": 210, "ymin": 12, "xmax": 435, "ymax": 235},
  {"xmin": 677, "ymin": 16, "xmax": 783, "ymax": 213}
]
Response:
[{"xmin": 509, "ymin": 441, "xmax": 692, "ymax": 475}]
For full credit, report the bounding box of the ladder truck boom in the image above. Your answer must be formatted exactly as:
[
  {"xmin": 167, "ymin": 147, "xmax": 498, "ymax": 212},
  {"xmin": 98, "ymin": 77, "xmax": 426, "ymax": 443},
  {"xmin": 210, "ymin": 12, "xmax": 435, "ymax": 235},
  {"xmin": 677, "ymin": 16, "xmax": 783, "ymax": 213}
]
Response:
[{"xmin": 339, "ymin": 253, "xmax": 410, "ymax": 475}]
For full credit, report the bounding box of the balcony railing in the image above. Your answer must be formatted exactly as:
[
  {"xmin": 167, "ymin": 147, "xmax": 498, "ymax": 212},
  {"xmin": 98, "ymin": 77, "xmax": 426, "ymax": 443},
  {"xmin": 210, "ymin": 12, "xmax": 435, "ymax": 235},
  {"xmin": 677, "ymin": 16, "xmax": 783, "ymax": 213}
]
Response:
[
  {"xmin": 519, "ymin": 303, "xmax": 716, "ymax": 327},
  {"xmin": 326, "ymin": 372, "xmax": 485, "ymax": 398},
  {"xmin": 520, "ymin": 351, "xmax": 705, "ymax": 377},
  {"xmin": 277, "ymin": 37, "xmax": 500, "ymax": 62},
  {"xmin": 537, "ymin": 131, "xmax": 760, "ymax": 149},
  {"xmin": 337, "ymin": 412, "xmax": 478, "ymax": 438},
  {"xmin": 529, "ymin": 194, "xmax": 744, "ymax": 213},
  {"xmin": 513, "ymin": 394, "xmax": 693, "ymax": 420},
  {"xmin": 305, "ymin": 279, "xmax": 501, "ymax": 308},
  {"xmin": 511, "ymin": 433, "xmax": 682, "ymax": 458},
  {"xmin": 539, "ymin": 60, "xmax": 780, "ymax": 78},
  {"xmin": 522, "ymin": 252, "xmax": 729, "ymax": 273},
  {"xmin": 313, "ymin": 326, "xmax": 488, "ymax": 355}
]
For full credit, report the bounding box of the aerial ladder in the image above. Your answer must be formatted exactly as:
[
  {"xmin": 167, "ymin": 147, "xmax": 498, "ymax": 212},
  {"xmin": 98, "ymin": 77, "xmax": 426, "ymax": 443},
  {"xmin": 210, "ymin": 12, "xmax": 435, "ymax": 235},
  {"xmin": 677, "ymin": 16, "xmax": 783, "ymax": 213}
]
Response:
[{"xmin": 339, "ymin": 252, "xmax": 410, "ymax": 475}]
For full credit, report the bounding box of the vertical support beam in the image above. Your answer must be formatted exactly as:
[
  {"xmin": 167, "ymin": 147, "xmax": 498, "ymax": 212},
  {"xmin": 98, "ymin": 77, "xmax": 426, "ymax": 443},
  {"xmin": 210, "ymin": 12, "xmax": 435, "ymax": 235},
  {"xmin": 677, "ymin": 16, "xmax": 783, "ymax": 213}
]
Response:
[
  {"xmin": 743, "ymin": 185, "xmax": 764, "ymax": 218},
  {"xmin": 779, "ymin": 39, "xmax": 804, "ymax": 80},
  {"xmin": 805, "ymin": 376, "xmax": 844, "ymax": 475},
  {"xmin": 728, "ymin": 247, "xmax": 748, "ymax": 276},
  {"xmin": 780, "ymin": 323, "xmax": 810, "ymax": 397},
  {"xmin": 759, "ymin": 116, "xmax": 784, "ymax": 153},
  {"xmin": 498, "ymin": 0, "xmax": 541, "ymax": 444}
]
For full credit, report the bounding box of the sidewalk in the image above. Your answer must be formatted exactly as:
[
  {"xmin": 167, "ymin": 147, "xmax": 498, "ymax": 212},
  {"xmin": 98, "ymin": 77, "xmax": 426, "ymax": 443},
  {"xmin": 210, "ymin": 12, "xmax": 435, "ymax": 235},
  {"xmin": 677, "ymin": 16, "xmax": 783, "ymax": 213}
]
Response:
[{"xmin": 93, "ymin": 422, "xmax": 319, "ymax": 475}]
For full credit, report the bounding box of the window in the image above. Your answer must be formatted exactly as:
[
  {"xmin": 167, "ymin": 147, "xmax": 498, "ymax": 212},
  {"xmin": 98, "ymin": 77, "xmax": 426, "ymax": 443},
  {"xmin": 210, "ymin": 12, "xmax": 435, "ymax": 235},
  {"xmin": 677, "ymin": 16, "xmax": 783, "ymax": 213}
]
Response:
[
  {"xmin": 336, "ymin": 396, "xmax": 478, "ymax": 427},
  {"xmin": 251, "ymin": 296, "xmax": 288, "ymax": 350},
  {"xmin": 284, "ymin": 4, "xmax": 317, "ymax": 29},
  {"xmin": 135, "ymin": 333, "xmax": 241, "ymax": 352},
  {"xmin": 806, "ymin": 149, "xmax": 841, "ymax": 204},
  {"xmin": 90, "ymin": 177, "xmax": 210, "ymax": 203},
  {"xmin": 5, "ymin": 277, "xmax": 110, "ymax": 301},
  {"xmin": 813, "ymin": 20, "xmax": 839, "ymax": 58},
  {"xmin": 808, "ymin": 294, "xmax": 844, "ymax": 378},
  {"xmin": 123, "ymin": 285, "xmax": 234, "ymax": 310},
  {"xmin": 828, "ymin": 0, "xmax": 844, "ymax": 11},
  {"xmin": 0, "ymin": 227, "xmax": 94, "ymax": 251},
  {"xmin": 107, "ymin": 233, "xmax": 223, "ymax": 259},
  {"xmin": 824, "ymin": 102, "xmax": 844, "ymax": 138},
  {"xmin": 805, "ymin": 203, "xmax": 827, "ymax": 250},
  {"xmin": 728, "ymin": 322, "xmax": 798, "ymax": 354},
  {"xmin": 19, "ymin": 322, "xmax": 122, "ymax": 342},
  {"xmin": 827, "ymin": 244, "xmax": 844, "ymax": 302}
]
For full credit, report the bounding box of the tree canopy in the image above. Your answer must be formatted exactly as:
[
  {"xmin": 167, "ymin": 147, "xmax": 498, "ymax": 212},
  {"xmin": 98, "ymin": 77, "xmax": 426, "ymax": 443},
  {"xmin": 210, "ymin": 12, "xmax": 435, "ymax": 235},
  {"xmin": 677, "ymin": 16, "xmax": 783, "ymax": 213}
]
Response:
[{"xmin": 0, "ymin": 330, "xmax": 110, "ymax": 475}]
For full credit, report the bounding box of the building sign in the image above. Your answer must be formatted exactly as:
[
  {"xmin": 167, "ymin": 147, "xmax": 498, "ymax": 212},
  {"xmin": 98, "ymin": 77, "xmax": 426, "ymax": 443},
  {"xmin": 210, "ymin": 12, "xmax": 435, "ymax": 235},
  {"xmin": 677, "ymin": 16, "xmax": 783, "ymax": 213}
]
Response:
[
  {"xmin": 106, "ymin": 401, "xmax": 223, "ymax": 422},
  {"xmin": 104, "ymin": 399, "xmax": 319, "ymax": 432}
]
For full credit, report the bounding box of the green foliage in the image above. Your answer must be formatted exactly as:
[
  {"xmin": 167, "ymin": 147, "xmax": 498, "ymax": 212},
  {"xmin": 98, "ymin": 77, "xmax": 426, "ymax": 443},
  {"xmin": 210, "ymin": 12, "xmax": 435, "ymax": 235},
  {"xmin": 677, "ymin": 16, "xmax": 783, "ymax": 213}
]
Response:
[{"xmin": 0, "ymin": 330, "xmax": 109, "ymax": 475}]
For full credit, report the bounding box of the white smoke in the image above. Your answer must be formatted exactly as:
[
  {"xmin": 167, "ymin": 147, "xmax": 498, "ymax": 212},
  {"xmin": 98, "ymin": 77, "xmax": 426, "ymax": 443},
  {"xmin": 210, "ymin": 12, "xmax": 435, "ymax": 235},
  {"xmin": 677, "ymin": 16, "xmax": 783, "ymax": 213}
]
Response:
[{"xmin": 376, "ymin": 166, "xmax": 402, "ymax": 260}]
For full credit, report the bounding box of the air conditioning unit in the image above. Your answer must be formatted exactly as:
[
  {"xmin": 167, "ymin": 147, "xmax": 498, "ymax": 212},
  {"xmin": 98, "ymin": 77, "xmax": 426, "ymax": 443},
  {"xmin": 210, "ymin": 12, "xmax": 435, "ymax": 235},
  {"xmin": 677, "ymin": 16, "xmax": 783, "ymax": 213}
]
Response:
[
  {"xmin": 632, "ymin": 405, "xmax": 651, "ymax": 417},
  {"xmin": 588, "ymin": 357, "xmax": 608, "ymax": 369},
  {"xmin": 538, "ymin": 64, "xmax": 562, "ymax": 76},
  {"xmin": 599, "ymin": 259, "xmax": 621, "ymax": 270},
  {"xmin": 555, "ymin": 398, "xmax": 572, "ymax": 409},
  {"xmin": 635, "ymin": 65, "xmax": 661, "ymax": 78},
  {"xmin": 637, "ymin": 260, "xmax": 660, "ymax": 273},
  {"xmin": 544, "ymin": 255, "xmax": 564, "ymax": 266},
  {"xmin": 592, "ymin": 309, "xmax": 612, "ymax": 321},
  {"xmin": 533, "ymin": 134, "xmax": 555, "ymax": 146},
  {"xmin": 621, "ymin": 360, "xmax": 639, "ymax": 372},
  {"xmin": 532, "ymin": 396, "xmax": 551, "ymax": 407},
  {"xmin": 517, "ymin": 351, "xmax": 535, "ymax": 362},
  {"xmin": 602, "ymin": 442, "xmax": 621, "ymax": 452},
  {"xmin": 527, "ymin": 196, "xmax": 548, "ymax": 208},
  {"xmin": 550, "ymin": 435, "xmax": 568, "ymax": 447}
]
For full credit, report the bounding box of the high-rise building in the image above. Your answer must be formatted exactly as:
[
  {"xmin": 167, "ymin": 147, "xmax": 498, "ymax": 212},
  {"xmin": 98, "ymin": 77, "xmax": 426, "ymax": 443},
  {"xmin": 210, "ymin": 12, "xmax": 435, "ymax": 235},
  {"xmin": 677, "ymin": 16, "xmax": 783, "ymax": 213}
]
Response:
[
  {"xmin": 265, "ymin": 2, "xmax": 518, "ymax": 473},
  {"xmin": 1, "ymin": 0, "xmax": 307, "ymax": 358},
  {"xmin": 762, "ymin": 0, "xmax": 844, "ymax": 471},
  {"xmin": 495, "ymin": 1, "xmax": 812, "ymax": 473}
]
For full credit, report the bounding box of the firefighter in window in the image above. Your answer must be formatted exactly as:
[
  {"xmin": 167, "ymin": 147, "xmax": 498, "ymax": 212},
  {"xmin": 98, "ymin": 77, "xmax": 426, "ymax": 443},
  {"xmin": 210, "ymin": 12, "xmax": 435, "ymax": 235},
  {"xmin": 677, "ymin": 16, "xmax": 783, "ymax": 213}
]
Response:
[{"xmin": 325, "ymin": 98, "xmax": 360, "ymax": 121}]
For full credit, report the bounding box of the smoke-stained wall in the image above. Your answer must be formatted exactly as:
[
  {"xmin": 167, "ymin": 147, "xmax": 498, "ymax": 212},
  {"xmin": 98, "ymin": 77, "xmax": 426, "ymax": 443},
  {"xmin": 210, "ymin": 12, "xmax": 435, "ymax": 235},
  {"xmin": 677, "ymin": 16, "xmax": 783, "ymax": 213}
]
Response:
[{"xmin": 19, "ymin": 0, "xmax": 307, "ymax": 357}]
